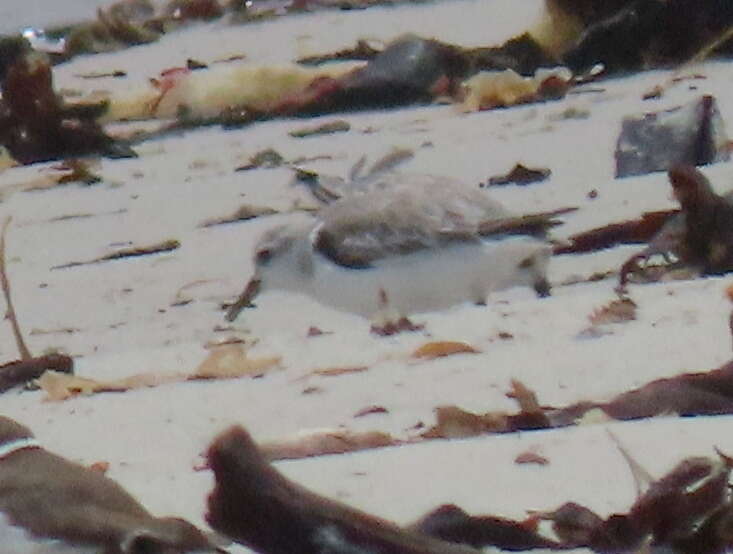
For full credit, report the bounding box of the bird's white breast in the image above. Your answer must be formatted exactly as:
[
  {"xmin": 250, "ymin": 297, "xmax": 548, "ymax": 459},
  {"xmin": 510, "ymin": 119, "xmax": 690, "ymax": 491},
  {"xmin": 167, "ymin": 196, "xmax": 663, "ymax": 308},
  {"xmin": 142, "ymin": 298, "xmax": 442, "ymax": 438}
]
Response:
[{"xmin": 309, "ymin": 235, "xmax": 549, "ymax": 317}]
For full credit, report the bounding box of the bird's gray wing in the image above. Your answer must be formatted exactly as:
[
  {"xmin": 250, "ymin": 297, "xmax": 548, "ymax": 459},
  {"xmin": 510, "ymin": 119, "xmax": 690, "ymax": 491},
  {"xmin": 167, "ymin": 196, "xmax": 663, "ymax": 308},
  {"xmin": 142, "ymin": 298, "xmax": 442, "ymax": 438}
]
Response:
[
  {"xmin": 312, "ymin": 191, "xmax": 478, "ymax": 268},
  {"xmin": 312, "ymin": 180, "xmax": 575, "ymax": 268}
]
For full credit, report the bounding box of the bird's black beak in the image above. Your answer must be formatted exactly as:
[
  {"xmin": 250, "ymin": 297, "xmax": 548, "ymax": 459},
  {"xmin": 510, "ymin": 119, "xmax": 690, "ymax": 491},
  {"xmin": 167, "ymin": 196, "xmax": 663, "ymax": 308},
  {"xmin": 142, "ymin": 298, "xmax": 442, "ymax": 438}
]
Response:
[
  {"xmin": 225, "ymin": 277, "xmax": 261, "ymax": 322},
  {"xmin": 534, "ymin": 277, "xmax": 551, "ymax": 298}
]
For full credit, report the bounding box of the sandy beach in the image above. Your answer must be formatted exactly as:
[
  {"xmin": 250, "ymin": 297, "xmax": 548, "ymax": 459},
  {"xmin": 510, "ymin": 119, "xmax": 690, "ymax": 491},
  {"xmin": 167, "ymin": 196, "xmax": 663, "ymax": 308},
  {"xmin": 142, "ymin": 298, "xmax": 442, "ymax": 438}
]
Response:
[{"xmin": 2, "ymin": 1, "xmax": 733, "ymax": 552}]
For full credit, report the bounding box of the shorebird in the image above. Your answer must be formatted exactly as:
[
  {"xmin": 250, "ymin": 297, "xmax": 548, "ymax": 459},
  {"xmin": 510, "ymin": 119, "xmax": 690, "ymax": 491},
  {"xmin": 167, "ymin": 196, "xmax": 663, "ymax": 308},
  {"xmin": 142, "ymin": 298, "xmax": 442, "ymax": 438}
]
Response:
[
  {"xmin": 226, "ymin": 155, "xmax": 574, "ymax": 332},
  {"xmin": 0, "ymin": 416, "xmax": 222, "ymax": 553}
]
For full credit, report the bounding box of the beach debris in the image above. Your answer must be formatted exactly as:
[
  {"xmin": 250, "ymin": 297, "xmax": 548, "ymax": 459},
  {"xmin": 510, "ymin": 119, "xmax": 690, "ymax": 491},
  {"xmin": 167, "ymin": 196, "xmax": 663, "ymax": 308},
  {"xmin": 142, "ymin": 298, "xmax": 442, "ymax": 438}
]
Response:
[
  {"xmin": 412, "ymin": 341, "xmax": 480, "ymax": 360},
  {"xmin": 259, "ymin": 428, "xmax": 399, "ymax": 460},
  {"xmin": 0, "ymin": 218, "xmax": 74, "ymax": 393},
  {"xmin": 205, "ymin": 423, "xmax": 733, "ymax": 553},
  {"xmin": 460, "ymin": 67, "xmax": 571, "ymax": 111},
  {"xmin": 206, "ymin": 425, "xmax": 476, "ymax": 554},
  {"xmin": 371, "ymin": 317, "xmax": 425, "ymax": 336},
  {"xmin": 37, "ymin": 370, "xmax": 184, "ymax": 401},
  {"xmin": 620, "ymin": 165, "xmax": 733, "ymax": 287},
  {"xmin": 410, "ymin": 504, "xmax": 560, "ymax": 551},
  {"xmin": 354, "ymin": 405, "xmax": 388, "ymax": 418},
  {"xmin": 0, "ymin": 46, "xmax": 134, "ymax": 164},
  {"xmin": 562, "ymin": 0, "xmax": 733, "ymax": 75},
  {"xmin": 102, "ymin": 62, "xmax": 359, "ymax": 122},
  {"xmin": 37, "ymin": 344, "xmax": 280, "ymax": 401},
  {"xmin": 0, "ymin": 416, "xmax": 220, "ymax": 553},
  {"xmin": 578, "ymin": 294, "xmax": 637, "ymax": 338},
  {"xmin": 51, "ymin": 239, "xmax": 180, "ymax": 269},
  {"xmin": 464, "ymin": 32, "xmax": 556, "ymax": 76},
  {"xmin": 587, "ymin": 296, "xmax": 637, "ymax": 326},
  {"xmin": 540, "ymin": 451, "xmax": 733, "ymax": 553},
  {"xmin": 170, "ymin": 278, "xmax": 224, "ymax": 306},
  {"xmin": 421, "ymin": 381, "xmax": 550, "ymax": 440},
  {"xmin": 421, "ymin": 405, "xmax": 503, "ymax": 439},
  {"xmin": 245, "ymin": 35, "xmax": 468, "ymax": 118},
  {"xmin": 89, "ymin": 25, "xmax": 655, "ymax": 129},
  {"xmin": 165, "ymin": 0, "xmax": 224, "ymax": 21},
  {"xmin": 50, "ymin": 159, "xmax": 103, "ymax": 185},
  {"xmin": 235, "ymin": 148, "xmax": 285, "ymax": 171},
  {"xmin": 296, "ymin": 39, "xmax": 383, "ymax": 65},
  {"xmin": 88, "ymin": 460, "xmax": 111, "ymax": 474},
  {"xmin": 554, "ymin": 210, "xmax": 675, "ymax": 255},
  {"xmin": 407, "ymin": 328, "xmax": 733, "ymax": 438},
  {"xmin": 63, "ymin": 0, "xmax": 161, "ymax": 58},
  {"xmin": 306, "ymin": 325, "xmax": 329, "ymax": 337},
  {"xmin": 74, "ymin": 69, "xmax": 128, "ymax": 79},
  {"xmin": 299, "ymin": 366, "xmax": 369, "ymax": 379},
  {"xmin": 514, "ymin": 450, "xmax": 549, "ymax": 465},
  {"xmin": 615, "ymin": 95, "xmax": 729, "ymax": 178},
  {"xmin": 199, "ymin": 204, "xmax": 278, "ymax": 227},
  {"xmin": 0, "ymin": 354, "xmax": 74, "ymax": 394},
  {"xmin": 288, "ymin": 119, "xmax": 350, "ymax": 138},
  {"xmin": 193, "ymin": 343, "xmax": 281, "ymax": 379},
  {"xmin": 486, "ymin": 163, "xmax": 551, "ymax": 187}
]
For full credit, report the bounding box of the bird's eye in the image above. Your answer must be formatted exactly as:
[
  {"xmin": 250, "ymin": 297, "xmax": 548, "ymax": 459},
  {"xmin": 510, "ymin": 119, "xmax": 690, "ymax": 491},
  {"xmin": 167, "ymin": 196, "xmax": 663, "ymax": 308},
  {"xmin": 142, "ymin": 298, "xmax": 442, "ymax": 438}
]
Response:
[{"xmin": 256, "ymin": 248, "xmax": 273, "ymax": 265}]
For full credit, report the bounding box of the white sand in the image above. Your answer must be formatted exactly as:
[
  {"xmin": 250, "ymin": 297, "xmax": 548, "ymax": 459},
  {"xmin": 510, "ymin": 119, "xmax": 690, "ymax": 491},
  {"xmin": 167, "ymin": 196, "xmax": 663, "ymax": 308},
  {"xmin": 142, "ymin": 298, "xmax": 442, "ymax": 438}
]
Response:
[{"xmin": 3, "ymin": 1, "xmax": 733, "ymax": 553}]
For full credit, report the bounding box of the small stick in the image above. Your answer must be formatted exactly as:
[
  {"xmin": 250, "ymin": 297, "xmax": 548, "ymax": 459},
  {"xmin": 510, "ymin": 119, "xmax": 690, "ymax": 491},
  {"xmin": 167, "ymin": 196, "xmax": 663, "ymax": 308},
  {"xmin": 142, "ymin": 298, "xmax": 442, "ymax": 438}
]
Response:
[
  {"xmin": 607, "ymin": 430, "xmax": 654, "ymax": 498},
  {"xmin": 0, "ymin": 217, "xmax": 31, "ymax": 360}
]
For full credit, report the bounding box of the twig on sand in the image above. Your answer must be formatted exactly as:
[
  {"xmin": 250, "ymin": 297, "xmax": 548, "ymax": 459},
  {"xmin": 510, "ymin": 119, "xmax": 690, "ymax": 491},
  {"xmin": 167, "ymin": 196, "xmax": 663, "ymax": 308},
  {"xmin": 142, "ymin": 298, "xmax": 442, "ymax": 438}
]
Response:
[
  {"xmin": 52, "ymin": 239, "xmax": 180, "ymax": 270},
  {"xmin": 0, "ymin": 217, "xmax": 31, "ymax": 360},
  {"xmin": 0, "ymin": 217, "xmax": 74, "ymax": 392}
]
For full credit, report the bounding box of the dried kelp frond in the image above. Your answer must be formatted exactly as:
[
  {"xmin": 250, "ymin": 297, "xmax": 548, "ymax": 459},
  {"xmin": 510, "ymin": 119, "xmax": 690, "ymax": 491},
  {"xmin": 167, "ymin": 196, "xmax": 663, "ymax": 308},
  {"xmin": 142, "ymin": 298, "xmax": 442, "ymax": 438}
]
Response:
[
  {"xmin": 486, "ymin": 164, "xmax": 551, "ymax": 187},
  {"xmin": 412, "ymin": 341, "xmax": 480, "ymax": 360},
  {"xmin": 422, "ymin": 381, "xmax": 551, "ymax": 440},
  {"xmin": 411, "ymin": 505, "xmax": 560, "ymax": 550},
  {"xmin": 460, "ymin": 67, "xmax": 571, "ymax": 112},
  {"xmin": 0, "ymin": 354, "xmax": 73, "ymax": 393},
  {"xmin": 206, "ymin": 425, "xmax": 479, "ymax": 554},
  {"xmin": 620, "ymin": 166, "xmax": 733, "ymax": 287},
  {"xmin": 52, "ymin": 239, "xmax": 180, "ymax": 269},
  {"xmin": 419, "ymin": 354, "xmax": 733, "ymax": 441},
  {"xmin": 38, "ymin": 344, "xmax": 280, "ymax": 401},
  {"xmin": 563, "ymin": 0, "xmax": 733, "ymax": 74},
  {"xmin": 555, "ymin": 210, "xmax": 675, "ymax": 255},
  {"xmin": 260, "ymin": 428, "xmax": 399, "ymax": 460},
  {"xmin": 261, "ymin": 35, "xmax": 470, "ymax": 118},
  {"xmin": 199, "ymin": 205, "xmax": 278, "ymax": 227},
  {"xmin": 288, "ymin": 119, "xmax": 350, "ymax": 138},
  {"xmin": 193, "ymin": 344, "xmax": 281, "ymax": 379},
  {"xmin": 297, "ymin": 39, "xmax": 383, "ymax": 65},
  {"xmin": 0, "ymin": 48, "xmax": 133, "ymax": 164},
  {"xmin": 540, "ymin": 451, "xmax": 733, "ymax": 553},
  {"xmin": 63, "ymin": 0, "xmax": 161, "ymax": 58},
  {"xmin": 205, "ymin": 424, "xmax": 733, "ymax": 554},
  {"xmin": 587, "ymin": 296, "xmax": 637, "ymax": 326}
]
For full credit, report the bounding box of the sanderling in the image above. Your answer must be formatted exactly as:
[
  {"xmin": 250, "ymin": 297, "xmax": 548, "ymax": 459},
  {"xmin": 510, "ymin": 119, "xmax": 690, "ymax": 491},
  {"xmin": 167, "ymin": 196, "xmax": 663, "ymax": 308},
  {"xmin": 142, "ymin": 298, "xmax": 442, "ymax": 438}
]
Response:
[{"xmin": 226, "ymin": 156, "xmax": 573, "ymax": 331}]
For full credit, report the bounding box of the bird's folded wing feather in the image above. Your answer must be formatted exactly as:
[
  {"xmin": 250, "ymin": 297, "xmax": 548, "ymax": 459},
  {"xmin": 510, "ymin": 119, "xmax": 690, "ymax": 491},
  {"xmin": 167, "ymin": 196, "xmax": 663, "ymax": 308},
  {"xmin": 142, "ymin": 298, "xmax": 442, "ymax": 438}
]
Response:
[
  {"xmin": 477, "ymin": 207, "xmax": 578, "ymax": 237},
  {"xmin": 314, "ymin": 185, "xmax": 575, "ymax": 268}
]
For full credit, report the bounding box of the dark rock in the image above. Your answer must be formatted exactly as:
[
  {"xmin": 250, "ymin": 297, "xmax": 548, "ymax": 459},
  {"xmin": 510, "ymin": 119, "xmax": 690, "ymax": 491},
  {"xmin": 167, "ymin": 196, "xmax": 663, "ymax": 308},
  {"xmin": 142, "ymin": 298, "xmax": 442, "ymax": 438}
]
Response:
[{"xmin": 614, "ymin": 95, "xmax": 729, "ymax": 178}]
